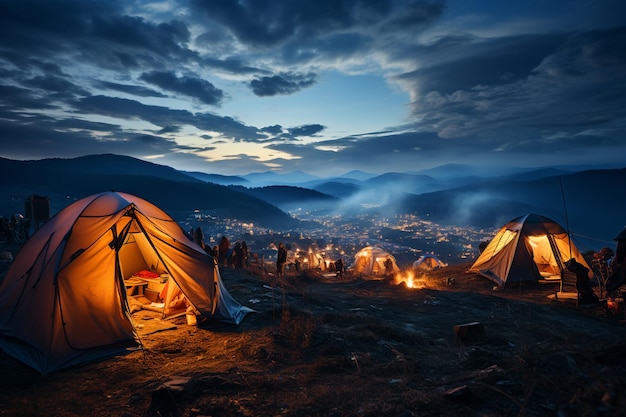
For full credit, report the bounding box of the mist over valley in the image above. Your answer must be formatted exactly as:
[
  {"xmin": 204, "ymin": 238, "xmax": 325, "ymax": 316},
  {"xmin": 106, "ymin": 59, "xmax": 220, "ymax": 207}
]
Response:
[{"xmin": 1, "ymin": 154, "xmax": 623, "ymax": 268}]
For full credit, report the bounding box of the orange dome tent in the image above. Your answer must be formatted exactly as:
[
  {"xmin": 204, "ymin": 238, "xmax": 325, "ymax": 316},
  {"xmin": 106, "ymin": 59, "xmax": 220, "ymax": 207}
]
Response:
[{"xmin": 0, "ymin": 191, "xmax": 252, "ymax": 374}]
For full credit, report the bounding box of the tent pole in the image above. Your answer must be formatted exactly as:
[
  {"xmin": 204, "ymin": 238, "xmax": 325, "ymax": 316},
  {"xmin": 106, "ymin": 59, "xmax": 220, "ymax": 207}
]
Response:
[{"xmin": 559, "ymin": 176, "xmax": 572, "ymax": 261}]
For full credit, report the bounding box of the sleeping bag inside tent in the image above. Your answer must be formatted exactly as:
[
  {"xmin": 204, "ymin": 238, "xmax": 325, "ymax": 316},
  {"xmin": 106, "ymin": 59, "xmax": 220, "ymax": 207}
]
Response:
[
  {"xmin": 469, "ymin": 213, "xmax": 593, "ymax": 288},
  {"xmin": 0, "ymin": 191, "xmax": 252, "ymax": 374}
]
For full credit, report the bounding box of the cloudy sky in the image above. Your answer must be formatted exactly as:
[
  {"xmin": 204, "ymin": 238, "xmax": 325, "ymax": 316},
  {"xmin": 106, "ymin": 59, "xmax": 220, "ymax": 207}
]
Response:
[{"xmin": 1, "ymin": 0, "xmax": 625, "ymax": 177}]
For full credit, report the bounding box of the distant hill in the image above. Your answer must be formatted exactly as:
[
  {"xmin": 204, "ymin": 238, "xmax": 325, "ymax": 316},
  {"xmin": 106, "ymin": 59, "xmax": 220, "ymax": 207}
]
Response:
[
  {"xmin": 313, "ymin": 181, "xmax": 363, "ymax": 199},
  {"xmin": 408, "ymin": 163, "xmax": 512, "ymax": 180},
  {"xmin": 337, "ymin": 170, "xmax": 377, "ymax": 181},
  {"xmin": 230, "ymin": 185, "xmax": 338, "ymax": 213},
  {"xmin": 183, "ymin": 171, "xmax": 249, "ymax": 186},
  {"xmin": 0, "ymin": 154, "xmax": 199, "ymax": 184},
  {"xmin": 242, "ymin": 170, "xmax": 321, "ymax": 186},
  {"xmin": 499, "ymin": 167, "xmax": 574, "ymax": 182},
  {"xmin": 393, "ymin": 168, "xmax": 626, "ymax": 249},
  {"xmin": 0, "ymin": 155, "xmax": 297, "ymax": 229},
  {"xmin": 3, "ymin": 154, "xmax": 623, "ymax": 250},
  {"xmin": 365, "ymin": 172, "xmax": 440, "ymax": 194}
]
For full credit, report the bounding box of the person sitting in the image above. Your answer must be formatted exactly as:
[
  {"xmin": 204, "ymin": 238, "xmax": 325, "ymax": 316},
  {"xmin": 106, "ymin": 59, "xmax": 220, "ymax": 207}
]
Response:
[{"xmin": 565, "ymin": 258, "xmax": 599, "ymax": 304}]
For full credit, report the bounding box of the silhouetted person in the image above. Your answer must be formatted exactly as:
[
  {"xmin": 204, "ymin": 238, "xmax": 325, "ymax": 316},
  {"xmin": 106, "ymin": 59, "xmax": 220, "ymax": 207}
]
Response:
[
  {"xmin": 276, "ymin": 242, "xmax": 287, "ymax": 279},
  {"xmin": 384, "ymin": 257, "xmax": 394, "ymax": 280},
  {"xmin": 565, "ymin": 258, "xmax": 598, "ymax": 304},
  {"xmin": 1, "ymin": 216, "xmax": 11, "ymax": 242},
  {"xmin": 335, "ymin": 258, "xmax": 344, "ymax": 279},
  {"xmin": 218, "ymin": 235, "xmax": 230, "ymax": 266},
  {"xmin": 193, "ymin": 227, "xmax": 204, "ymax": 247},
  {"xmin": 226, "ymin": 248, "xmax": 235, "ymax": 269},
  {"xmin": 241, "ymin": 241, "xmax": 249, "ymax": 268},
  {"xmin": 234, "ymin": 242, "xmax": 244, "ymax": 269}
]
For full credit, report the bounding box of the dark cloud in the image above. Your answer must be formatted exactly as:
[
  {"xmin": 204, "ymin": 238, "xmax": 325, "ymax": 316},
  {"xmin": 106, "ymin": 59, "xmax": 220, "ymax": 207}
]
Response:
[
  {"xmin": 261, "ymin": 125, "xmax": 283, "ymax": 135},
  {"xmin": 132, "ymin": 134, "xmax": 178, "ymax": 149},
  {"xmin": 76, "ymin": 95, "xmax": 263, "ymax": 141},
  {"xmin": 393, "ymin": 27, "xmax": 626, "ymax": 146},
  {"xmin": 0, "ymin": 84, "xmax": 57, "ymax": 110},
  {"xmin": 262, "ymin": 131, "xmax": 446, "ymax": 175},
  {"xmin": 399, "ymin": 33, "xmax": 566, "ymax": 95},
  {"xmin": 88, "ymin": 16, "xmax": 195, "ymax": 69},
  {"xmin": 201, "ymin": 57, "xmax": 263, "ymax": 75},
  {"xmin": 92, "ymin": 15, "xmax": 190, "ymax": 50},
  {"xmin": 0, "ymin": 1, "xmax": 112, "ymax": 54},
  {"xmin": 192, "ymin": 153, "xmax": 272, "ymax": 176},
  {"xmin": 98, "ymin": 81, "xmax": 167, "ymax": 98},
  {"xmin": 26, "ymin": 75, "xmax": 90, "ymax": 100},
  {"xmin": 287, "ymin": 124, "xmax": 325, "ymax": 137},
  {"xmin": 0, "ymin": 0, "xmax": 624, "ymax": 176},
  {"xmin": 140, "ymin": 71, "xmax": 224, "ymax": 105},
  {"xmin": 157, "ymin": 125, "xmax": 182, "ymax": 134},
  {"xmin": 280, "ymin": 32, "xmax": 366, "ymax": 65},
  {"xmin": 250, "ymin": 73, "xmax": 317, "ymax": 97},
  {"xmin": 193, "ymin": 113, "xmax": 265, "ymax": 142},
  {"xmin": 0, "ymin": 1, "xmax": 198, "ymax": 75},
  {"xmin": 189, "ymin": 0, "xmax": 393, "ymax": 47},
  {"xmin": 51, "ymin": 117, "xmax": 123, "ymax": 133},
  {"xmin": 0, "ymin": 105, "xmax": 194, "ymax": 163},
  {"xmin": 0, "ymin": 112, "xmax": 176, "ymax": 161},
  {"xmin": 379, "ymin": 0, "xmax": 443, "ymax": 33}
]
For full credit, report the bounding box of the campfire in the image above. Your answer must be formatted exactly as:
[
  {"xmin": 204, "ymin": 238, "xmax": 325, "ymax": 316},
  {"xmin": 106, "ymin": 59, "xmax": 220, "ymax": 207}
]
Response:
[{"xmin": 393, "ymin": 270, "xmax": 428, "ymax": 289}]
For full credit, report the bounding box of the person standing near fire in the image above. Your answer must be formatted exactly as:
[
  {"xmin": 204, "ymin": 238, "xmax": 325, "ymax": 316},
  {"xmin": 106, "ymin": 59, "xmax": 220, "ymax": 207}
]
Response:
[
  {"xmin": 276, "ymin": 242, "xmax": 287, "ymax": 279},
  {"xmin": 384, "ymin": 257, "xmax": 394, "ymax": 280},
  {"xmin": 335, "ymin": 258, "xmax": 344, "ymax": 279}
]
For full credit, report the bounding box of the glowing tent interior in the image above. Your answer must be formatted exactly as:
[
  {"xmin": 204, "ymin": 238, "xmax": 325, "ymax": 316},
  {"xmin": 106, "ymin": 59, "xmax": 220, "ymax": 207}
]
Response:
[
  {"xmin": 0, "ymin": 191, "xmax": 252, "ymax": 374},
  {"xmin": 469, "ymin": 213, "xmax": 593, "ymax": 289}
]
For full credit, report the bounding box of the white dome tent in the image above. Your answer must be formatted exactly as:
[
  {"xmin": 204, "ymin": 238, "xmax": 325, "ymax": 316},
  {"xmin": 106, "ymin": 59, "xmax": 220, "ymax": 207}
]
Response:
[
  {"xmin": 351, "ymin": 245, "xmax": 400, "ymax": 277},
  {"xmin": 413, "ymin": 254, "xmax": 447, "ymax": 271}
]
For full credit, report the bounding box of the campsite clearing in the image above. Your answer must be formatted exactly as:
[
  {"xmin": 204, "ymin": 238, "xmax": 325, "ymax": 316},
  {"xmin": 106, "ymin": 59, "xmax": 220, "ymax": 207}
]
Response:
[{"xmin": 1, "ymin": 255, "xmax": 626, "ymax": 416}]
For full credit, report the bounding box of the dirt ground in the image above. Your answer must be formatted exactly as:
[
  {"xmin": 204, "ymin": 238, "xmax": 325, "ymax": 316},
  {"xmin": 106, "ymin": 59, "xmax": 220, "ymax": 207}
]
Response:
[{"xmin": 1, "ymin": 246, "xmax": 626, "ymax": 417}]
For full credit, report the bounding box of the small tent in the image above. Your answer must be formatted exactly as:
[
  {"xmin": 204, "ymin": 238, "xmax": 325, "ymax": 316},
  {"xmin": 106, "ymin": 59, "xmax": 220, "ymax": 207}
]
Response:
[
  {"xmin": 469, "ymin": 213, "xmax": 593, "ymax": 288},
  {"xmin": 351, "ymin": 245, "xmax": 400, "ymax": 277},
  {"xmin": 0, "ymin": 191, "xmax": 252, "ymax": 374},
  {"xmin": 413, "ymin": 254, "xmax": 447, "ymax": 271}
]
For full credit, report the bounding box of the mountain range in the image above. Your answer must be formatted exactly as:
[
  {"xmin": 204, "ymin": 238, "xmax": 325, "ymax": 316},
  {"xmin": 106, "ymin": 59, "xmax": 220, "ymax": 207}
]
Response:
[
  {"xmin": 1, "ymin": 154, "xmax": 624, "ymax": 250},
  {"xmin": 0, "ymin": 155, "xmax": 296, "ymax": 229}
]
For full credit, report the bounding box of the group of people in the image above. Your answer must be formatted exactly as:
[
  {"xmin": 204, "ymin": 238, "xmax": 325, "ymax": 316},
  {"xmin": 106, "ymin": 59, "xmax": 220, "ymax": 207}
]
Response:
[
  {"xmin": 275, "ymin": 242, "xmax": 345, "ymax": 280},
  {"xmin": 188, "ymin": 229, "xmax": 352, "ymax": 281},
  {"xmin": 190, "ymin": 227, "xmax": 249, "ymax": 270},
  {"xmin": 1, "ymin": 214, "xmax": 30, "ymax": 243},
  {"xmin": 326, "ymin": 258, "xmax": 344, "ymax": 278}
]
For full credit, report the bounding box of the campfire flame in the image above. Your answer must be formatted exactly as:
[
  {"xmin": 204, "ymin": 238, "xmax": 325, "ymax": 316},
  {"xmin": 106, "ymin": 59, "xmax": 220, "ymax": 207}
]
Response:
[{"xmin": 393, "ymin": 271, "xmax": 427, "ymax": 289}]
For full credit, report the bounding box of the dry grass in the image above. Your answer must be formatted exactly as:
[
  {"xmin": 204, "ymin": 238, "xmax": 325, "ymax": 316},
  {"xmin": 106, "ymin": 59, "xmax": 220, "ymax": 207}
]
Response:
[{"xmin": 1, "ymin": 254, "xmax": 626, "ymax": 416}]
